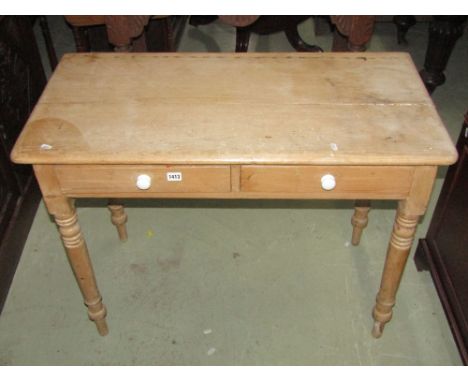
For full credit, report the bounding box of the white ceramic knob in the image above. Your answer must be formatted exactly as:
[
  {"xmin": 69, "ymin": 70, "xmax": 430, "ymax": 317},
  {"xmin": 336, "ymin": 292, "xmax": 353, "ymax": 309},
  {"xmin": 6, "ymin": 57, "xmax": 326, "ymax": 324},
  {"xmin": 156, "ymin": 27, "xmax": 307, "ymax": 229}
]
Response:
[
  {"xmin": 136, "ymin": 174, "xmax": 151, "ymax": 190},
  {"xmin": 321, "ymin": 174, "xmax": 336, "ymax": 191}
]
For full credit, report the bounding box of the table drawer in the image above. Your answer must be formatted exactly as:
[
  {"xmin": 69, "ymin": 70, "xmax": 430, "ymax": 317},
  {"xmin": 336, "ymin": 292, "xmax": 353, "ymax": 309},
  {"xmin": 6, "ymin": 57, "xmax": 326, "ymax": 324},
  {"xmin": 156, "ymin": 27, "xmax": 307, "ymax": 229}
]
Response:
[
  {"xmin": 240, "ymin": 165, "xmax": 414, "ymax": 198},
  {"xmin": 55, "ymin": 165, "xmax": 231, "ymax": 195}
]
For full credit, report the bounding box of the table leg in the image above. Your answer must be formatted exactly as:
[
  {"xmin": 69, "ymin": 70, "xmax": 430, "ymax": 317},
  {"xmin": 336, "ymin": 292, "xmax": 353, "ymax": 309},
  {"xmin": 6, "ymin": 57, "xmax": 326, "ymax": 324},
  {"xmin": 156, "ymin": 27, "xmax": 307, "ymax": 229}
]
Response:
[
  {"xmin": 351, "ymin": 200, "xmax": 371, "ymax": 246},
  {"xmin": 235, "ymin": 28, "xmax": 251, "ymax": 52},
  {"xmin": 393, "ymin": 16, "xmax": 416, "ymax": 45},
  {"xmin": 371, "ymin": 206, "xmax": 419, "ymax": 338},
  {"xmin": 108, "ymin": 200, "xmax": 128, "ymax": 242},
  {"xmin": 70, "ymin": 26, "xmax": 90, "ymax": 52},
  {"xmin": 53, "ymin": 199, "xmax": 108, "ymax": 336},
  {"xmin": 419, "ymin": 16, "xmax": 467, "ymax": 93}
]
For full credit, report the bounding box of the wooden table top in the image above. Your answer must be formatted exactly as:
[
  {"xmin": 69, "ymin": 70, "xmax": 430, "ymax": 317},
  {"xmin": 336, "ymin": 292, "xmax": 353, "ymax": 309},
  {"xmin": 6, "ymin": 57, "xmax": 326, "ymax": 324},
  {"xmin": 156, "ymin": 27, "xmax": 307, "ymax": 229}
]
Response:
[{"xmin": 11, "ymin": 52, "xmax": 457, "ymax": 166}]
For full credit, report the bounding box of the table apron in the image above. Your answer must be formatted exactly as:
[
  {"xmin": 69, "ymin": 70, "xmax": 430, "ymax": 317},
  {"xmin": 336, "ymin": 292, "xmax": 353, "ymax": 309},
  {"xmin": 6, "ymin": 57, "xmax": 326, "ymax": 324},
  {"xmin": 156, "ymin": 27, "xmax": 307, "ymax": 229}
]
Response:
[{"xmin": 49, "ymin": 164, "xmax": 416, "ymax": 200}]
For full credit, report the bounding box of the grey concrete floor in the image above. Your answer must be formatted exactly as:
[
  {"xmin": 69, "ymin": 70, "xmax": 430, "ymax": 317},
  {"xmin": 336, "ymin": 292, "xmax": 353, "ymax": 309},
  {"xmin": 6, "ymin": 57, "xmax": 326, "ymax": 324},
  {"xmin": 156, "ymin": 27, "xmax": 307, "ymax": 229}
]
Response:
[{"xmin": 0, "ymin": 17, "xmax": 467, "ymax": 365}]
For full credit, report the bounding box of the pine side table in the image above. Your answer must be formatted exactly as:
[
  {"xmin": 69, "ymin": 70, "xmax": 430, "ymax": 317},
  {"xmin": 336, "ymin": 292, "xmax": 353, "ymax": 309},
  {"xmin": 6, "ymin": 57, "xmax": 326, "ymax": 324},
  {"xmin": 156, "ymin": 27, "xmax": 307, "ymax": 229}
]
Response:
[{"xmin": 11, "ymin": 52, "xmax": 457, "ymax": 338}]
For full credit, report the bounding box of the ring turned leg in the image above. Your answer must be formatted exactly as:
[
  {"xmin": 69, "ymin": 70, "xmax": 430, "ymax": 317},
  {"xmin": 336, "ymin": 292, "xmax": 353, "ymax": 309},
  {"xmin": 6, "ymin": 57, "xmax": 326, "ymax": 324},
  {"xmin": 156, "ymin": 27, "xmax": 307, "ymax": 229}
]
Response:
[
  {"xmin": 372, "ymin": 207, "xmax": 419, "ymax": 338},
  {"xmin": 108, "ymin": 200, "xmax": 128, "ymax": 242},
  {"xmin": 54, "ymin": 201, "xmax": 108, "ymax": 336},
  {"xmin": 351, "ymin": 200, "xmax": 371, "ymax": 246}
]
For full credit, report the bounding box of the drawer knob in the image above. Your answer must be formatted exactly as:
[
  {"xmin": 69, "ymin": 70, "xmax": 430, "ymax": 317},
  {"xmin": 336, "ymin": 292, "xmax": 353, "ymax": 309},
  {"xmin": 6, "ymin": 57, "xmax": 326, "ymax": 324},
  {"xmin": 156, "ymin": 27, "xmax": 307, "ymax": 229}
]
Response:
[
  {"xmin": 136, "ymin": 174, "xmax": 152, "ymax": 190},
  {"xmin": 321, "ymin": 174, "xmax": 336, "ymax": 191}
]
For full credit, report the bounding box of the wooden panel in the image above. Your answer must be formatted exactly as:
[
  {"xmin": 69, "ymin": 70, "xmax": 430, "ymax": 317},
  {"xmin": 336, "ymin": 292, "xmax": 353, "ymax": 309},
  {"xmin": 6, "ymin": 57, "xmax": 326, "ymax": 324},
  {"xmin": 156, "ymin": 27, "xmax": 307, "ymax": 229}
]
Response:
[
  {"xmin": 0, "ymin": 16, "xmax": 46, "ymax": 314},
  {"xmin": 55, "ymin": 165, "xmax": 231, "ymax": 195},
  {"xmin": 11, "ymin": 53, "xmax": 457, "ymax": 166},
  {"xmin": 415, "ymin": 118, "xmax": 468, "ymax": 364},
  {"xmin": 240, "ymin": 165, "xmax": 414, "ymax": 199}
]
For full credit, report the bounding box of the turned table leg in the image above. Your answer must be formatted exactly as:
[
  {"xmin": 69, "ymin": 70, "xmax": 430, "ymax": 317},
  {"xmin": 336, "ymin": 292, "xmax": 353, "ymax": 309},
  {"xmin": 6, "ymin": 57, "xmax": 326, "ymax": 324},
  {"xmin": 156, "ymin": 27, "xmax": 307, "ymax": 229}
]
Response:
[
  {"xmin": 351, "ymin": 200, "xmax": 371, "ymax": 246},
  {"xmin": 419, "ymin": 16, "xmax": 467, "ymax": 93},
  {"xmin": 108, "ymin": 199, "xmax": 128, "ymax": 242},
  {"xmin": 372, "ymin": 206, "xmax": 419, "ymax": 338},
  {"xmin": 371, "ymin": 166, "xmax": 436, "ymax": 338},
  {"xmin": 53, "ymin": 200, "xmax": 108, "ymax": 336}
]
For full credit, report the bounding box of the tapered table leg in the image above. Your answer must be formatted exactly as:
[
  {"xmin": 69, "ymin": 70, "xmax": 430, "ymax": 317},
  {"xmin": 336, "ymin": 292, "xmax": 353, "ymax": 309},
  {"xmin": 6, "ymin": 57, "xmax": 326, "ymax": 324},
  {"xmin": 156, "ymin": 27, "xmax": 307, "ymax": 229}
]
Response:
[
  {"xmin": 372, "ymin": 207, "xmax": 419, "ymax": 338},
  {"xmin": 351, "ymin": 200, "xmax": 371, "ymax": 246},
  {"xmin": 53, "ymin": 199, "xmax": 108, "ymax": 336},
  {"xmin": 108, "ymin": 199, "xmax": 128, "ymax": 242}
]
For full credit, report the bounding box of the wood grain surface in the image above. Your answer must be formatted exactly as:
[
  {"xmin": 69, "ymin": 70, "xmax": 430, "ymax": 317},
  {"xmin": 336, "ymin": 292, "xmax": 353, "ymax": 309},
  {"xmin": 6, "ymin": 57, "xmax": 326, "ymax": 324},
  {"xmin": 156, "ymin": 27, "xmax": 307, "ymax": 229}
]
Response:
[{"xmin": 11, "ymin": 52, "xmax": 457, "ymax": 166}]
